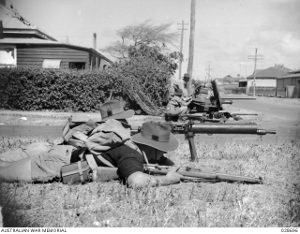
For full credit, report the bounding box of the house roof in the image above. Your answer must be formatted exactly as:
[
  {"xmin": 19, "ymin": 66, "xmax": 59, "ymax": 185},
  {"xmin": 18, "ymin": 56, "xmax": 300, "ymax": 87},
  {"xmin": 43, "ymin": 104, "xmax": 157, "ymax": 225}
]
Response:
[
  {"xmin": 0, "ymin": 37, "xmax": 112, "ymax": 63},
  {"xmin": 247, "ymin": 66, "xmax": 291, "ymax": 79},
  {"xmin": 0, "ymin": 37, "xmax": 60, "ymax": 44},
  {"xmin": 0, "ymin": 4, "xmax": 57, "ymax": 41},
  {"xmin": 0, "ymin": 4, "xmax": 36, "ymax": 29},
  {"xmin": 289, "ymin": 69, "xmax": 300, "ymax": 74},
  {"xmin": 0, "ymin": 4, "xmax": 112, "ymax": 63},
  {"xmin": 278, "ymin": 73, "xmax": 300, "ymax": 79}
]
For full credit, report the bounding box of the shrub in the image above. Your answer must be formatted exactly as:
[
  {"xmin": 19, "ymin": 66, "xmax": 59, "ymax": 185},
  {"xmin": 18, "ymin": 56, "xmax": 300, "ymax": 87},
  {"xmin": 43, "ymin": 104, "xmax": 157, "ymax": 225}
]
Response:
[{"xmin": 0, "ymin": 66, "xmax": 171, "ymax": 115}]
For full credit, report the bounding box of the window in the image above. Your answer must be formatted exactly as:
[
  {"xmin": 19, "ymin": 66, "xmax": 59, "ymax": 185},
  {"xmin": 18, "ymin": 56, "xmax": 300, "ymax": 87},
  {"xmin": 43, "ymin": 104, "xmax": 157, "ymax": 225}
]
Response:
[
  {"xmin": 43, "ymin": 59, "xmax": 61, "ymax": 69},
  {"xmin": 0, "ymin": 47, "xmax": 17, "ymax": 68},
  {"xmin": 69, "ymin": 62, "xmax": 85, "ymax": 70}
]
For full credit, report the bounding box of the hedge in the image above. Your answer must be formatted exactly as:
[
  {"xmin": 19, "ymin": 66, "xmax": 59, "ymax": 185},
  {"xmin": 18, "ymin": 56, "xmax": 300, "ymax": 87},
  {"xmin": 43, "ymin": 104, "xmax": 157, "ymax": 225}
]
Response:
[{"xmin": 0, "ymin": 67, "xmax": 169, "ymax": 115}]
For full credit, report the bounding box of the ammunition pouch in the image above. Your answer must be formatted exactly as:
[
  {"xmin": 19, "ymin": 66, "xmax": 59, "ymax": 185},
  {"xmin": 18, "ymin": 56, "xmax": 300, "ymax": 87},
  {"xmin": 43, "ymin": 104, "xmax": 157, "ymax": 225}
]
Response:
[{"xmin": 61, "ymin": 161, "xmax": 92, "ymax": 184}]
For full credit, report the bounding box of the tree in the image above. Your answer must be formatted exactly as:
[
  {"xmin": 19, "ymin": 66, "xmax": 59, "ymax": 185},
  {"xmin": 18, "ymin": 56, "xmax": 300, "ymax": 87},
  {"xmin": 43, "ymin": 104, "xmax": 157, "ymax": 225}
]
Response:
[
  {"xmin": 102, "ymin": 20, "xmax": 179, "ymax": 60},
  {"xmin": 107, "ymin": 44, "xmax": 180, "ymax": 111}
]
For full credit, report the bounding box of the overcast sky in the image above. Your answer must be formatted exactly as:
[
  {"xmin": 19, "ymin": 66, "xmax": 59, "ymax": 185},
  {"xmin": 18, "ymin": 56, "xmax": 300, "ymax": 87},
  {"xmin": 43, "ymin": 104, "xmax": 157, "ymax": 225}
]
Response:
[{"xmin": 5, "ymin": 0, "xmax": 300, "ymax": 80}]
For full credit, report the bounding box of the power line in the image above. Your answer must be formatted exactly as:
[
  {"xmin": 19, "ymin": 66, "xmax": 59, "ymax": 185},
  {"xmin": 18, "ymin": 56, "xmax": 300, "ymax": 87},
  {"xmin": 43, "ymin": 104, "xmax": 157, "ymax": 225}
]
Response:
[
  {"xmin": 205, "ymin": 61, "xmax": 214, "ymax": 82},
  {"xmin": 247, "ymin": 48, "xmax": 264, "ymax": 97},
  {"xmin": 177, "ymin": 20, "xmax": 188, "ymax": 81}
]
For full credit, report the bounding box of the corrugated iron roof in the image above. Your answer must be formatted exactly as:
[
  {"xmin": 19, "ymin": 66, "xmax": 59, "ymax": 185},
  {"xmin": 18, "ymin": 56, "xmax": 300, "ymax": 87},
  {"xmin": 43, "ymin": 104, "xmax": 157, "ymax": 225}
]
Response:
[
  {"xmin": 0, "ymin": 4, "xmax": 36, "ymax": 29},
  {"xmin": 247, "ymin": 67, "xmax": 290, "ymax": 79},
  {"xmin": 0, "ymin": 4, "xmax": 56, "ymax": 41},
  {"xmin": 278, "ymin": 73, "xmax": 300, "ymax": 79},
  {"xmin": 0, "ymin": 37, "xmax": 60, "ymax": 44},
  {"xmin": 0, "ymin": 4, "xmax": 112, "ymax": 63},
  {"xmin": 289, "ymin": 69, "xmax": 300, "ymax": 74}
]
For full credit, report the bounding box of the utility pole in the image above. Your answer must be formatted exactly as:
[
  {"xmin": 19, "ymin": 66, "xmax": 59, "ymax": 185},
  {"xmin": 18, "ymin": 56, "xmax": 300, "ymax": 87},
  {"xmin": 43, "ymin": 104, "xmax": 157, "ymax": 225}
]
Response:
[
  {"xmin": 247, "ymin": 48, "xmax": 264, "ymax": 96},
  {"xmin": 187, "ymin": 0, "xmax": 196, "ymax": 96},
  {"xmin": 177, "ymin": 20, "xmax": 188, "ymax": 81},
  {"xmin": 205, "ymin": 61, "xmax": 214, "ymax": 82}
]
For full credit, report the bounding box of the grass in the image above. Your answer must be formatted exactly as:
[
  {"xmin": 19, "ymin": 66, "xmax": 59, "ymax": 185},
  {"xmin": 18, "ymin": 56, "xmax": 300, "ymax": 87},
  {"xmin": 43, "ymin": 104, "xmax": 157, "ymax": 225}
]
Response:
[{"xmin": 0, "ymin": 135, "xmax": 299, "ymax": 227}]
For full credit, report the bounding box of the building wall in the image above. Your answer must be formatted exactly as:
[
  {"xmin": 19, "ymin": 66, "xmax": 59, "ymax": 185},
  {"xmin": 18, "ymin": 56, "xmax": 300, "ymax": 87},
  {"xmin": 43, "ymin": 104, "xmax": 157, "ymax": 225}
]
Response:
[
  {"xmin": 16, "ymin": 45, "xmax": 89, "ymax": 69},
  {"xmin": 247, "ymin": 79, "xmax": 276, "ymax": 87},
  {"xmin": 277, "ymin": 77, "xmax": 300, "ymax": 98},
  {"xmin": 99, "ymin": 58, "xmax": 110, "ymax": 70}
]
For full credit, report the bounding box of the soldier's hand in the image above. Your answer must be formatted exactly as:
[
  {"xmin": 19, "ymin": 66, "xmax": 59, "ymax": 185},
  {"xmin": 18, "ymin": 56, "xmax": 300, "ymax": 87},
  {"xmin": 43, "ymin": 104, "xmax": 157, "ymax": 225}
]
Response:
[{"xmin": 166, "ymin": 165, "xmax": 183, "ymax": 184}]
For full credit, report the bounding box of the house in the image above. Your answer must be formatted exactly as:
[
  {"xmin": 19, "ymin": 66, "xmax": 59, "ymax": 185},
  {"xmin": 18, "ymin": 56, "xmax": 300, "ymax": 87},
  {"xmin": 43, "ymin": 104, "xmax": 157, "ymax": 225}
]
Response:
[
  {"xmin": 277, "ymin": 69, "xmax": 300, "ymax": 98},
  {"xmin": 238, "ymin": 79, "xmax": 247, "ymax": 87},
  {"xmin": 0, "ymin": 3, "xmax": 111, "ymax": 70},
  {"xmin": 246, "ymin": 65, "xmax": 291, "ymax": 96}
]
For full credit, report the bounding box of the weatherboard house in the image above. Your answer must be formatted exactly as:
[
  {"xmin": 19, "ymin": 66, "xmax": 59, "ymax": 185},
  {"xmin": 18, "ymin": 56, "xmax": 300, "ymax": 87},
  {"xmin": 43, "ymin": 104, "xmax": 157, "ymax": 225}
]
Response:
[
  {"xmin": 277, "ymin": 69, "xmax": 300, "ymax": 98},
  {"xmin": 246, "ymin": 65, "xmax": 291, "ymax": 97},
  {"xmin": 0, "ymin": 2, "xmax": 111, "ymax": 70}
]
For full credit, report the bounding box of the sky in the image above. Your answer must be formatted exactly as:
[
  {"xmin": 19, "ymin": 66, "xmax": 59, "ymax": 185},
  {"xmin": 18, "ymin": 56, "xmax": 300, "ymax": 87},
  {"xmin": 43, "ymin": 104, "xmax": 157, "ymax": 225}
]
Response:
[{"xmin": 4, "ymin": 0, "xmax": 300, "ymax": 80}]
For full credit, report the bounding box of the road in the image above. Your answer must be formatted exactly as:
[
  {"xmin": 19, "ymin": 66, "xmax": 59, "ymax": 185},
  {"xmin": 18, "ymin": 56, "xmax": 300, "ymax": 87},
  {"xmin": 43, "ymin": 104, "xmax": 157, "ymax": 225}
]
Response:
[
  {"xmin": 223, "ymin": 97, "xmax": 300, "ymax": 141},
  {"xmin": 0, "ymin": 97, "xmax": 299, "ymax": 142}
]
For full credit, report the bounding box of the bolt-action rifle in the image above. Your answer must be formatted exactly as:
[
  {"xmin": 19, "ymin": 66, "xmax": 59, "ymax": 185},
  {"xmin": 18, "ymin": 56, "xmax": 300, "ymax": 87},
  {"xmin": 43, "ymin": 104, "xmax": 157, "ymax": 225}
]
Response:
[
  {"xmin": 131, "ymin": 120, "xmax": 276, "ymax": 162},
  {"xmin": 144, "ymin": 164, "xmax": 262, "ymax": 184}
]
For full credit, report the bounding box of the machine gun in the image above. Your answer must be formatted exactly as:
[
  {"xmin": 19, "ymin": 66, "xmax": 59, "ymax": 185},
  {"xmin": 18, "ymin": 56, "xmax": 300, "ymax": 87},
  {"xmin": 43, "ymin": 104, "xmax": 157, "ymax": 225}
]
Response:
[
  {"xmin": 131, "ymin": 120, "xmax": 276, "ymax": 162},
  {"xmin": 170, "ymin": 120, "xmax": 275, "ymax": 162},
  {"xmin": 144, "ymin": 164, "xmax": 262, "ymax": 184},
  {"xmin": 187, "ymin": 79, "xmax": 258, "ymax": 122}
]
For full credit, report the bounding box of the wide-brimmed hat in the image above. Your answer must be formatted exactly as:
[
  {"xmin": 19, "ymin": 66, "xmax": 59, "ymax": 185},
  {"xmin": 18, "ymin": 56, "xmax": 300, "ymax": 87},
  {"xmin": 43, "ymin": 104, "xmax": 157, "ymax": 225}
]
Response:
[
  {"xmin": 131, "ymin": 121, "xmax": 178, "ymax": 152},
  {"xmin": 100, "ymin": 100, "xmax": 135, "ymax": 120}
]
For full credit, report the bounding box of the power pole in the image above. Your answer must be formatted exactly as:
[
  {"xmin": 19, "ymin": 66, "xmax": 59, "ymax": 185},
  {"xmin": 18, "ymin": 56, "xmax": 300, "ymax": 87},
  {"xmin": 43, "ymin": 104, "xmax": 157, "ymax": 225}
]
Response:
[
  {"xmin": 187, "ymin": 0, "xmax": 196, "ymax": 96},
  {"xmin": 177, "ymin": 20, "xmax": 188, "ymax": 81},
  {"xmin": 247, "ymin": 48, "xmax": 264, "ymax": 96},
  {"xmin": 205, "ymin": 61, "xmax": 214, "ymax": 82}
]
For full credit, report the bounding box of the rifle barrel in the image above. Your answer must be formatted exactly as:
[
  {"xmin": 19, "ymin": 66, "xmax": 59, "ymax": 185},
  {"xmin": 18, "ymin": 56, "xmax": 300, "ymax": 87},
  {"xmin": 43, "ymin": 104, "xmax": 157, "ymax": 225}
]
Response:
[
  {"xmin": 231, "ymin": 113, "xmax": 258, "ymax": 116},
  {"xmin": 171, "ymin": 122, "xmax": 276, "ymax": 135},
  {"xmin": 218, "ymin": 111, "xmax": 258, "ymax": 116},
  {"xmin": 221, "ymin": 97, "xmax": 257, "ymax": 100}
]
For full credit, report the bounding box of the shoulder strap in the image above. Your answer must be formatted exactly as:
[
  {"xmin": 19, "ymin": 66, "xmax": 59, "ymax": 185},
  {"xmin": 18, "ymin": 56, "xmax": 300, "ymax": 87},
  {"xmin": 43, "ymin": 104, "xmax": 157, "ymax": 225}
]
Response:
[
  {"xmin": 85, "ymin": 153, "xmax": 116, "ymax": 169},
  {"xmin": 85, "ymin": 154, "xmax": 98, "ymax": 170},
  {"xmin": 97, "ymin": 154, "xmax": 116, "ymax": 168}
]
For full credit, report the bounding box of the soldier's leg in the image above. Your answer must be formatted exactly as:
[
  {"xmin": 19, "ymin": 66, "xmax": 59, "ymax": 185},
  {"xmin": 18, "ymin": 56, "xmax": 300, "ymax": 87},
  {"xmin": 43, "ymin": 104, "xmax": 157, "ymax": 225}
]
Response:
[
  {"xmin": 0, "ymin": 145, "xmax": 75, "ymax": 183},
  {"xmin": 166, "ymin": 108, "xmax": 183, "ymax": 117},
  {"xmin": 31, "ymin": 145, "xmax": 75, "ymax": 183},
  {"xmin": 0, "ymin": 142, "xmax": 52, "ymax": 162},
  {"xmin": 0, "ymin": 158, "xmax": 32, "ymax": 182},
  {"xmin": 179, "ymin": 106, "xmax": 189, "ymax": 115}
]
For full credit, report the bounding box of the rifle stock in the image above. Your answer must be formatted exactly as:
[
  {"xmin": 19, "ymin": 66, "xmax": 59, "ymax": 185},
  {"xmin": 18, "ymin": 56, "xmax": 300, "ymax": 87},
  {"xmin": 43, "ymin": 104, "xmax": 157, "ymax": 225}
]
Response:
[{"xmin": 144, "ymin": 164, "xmax": 262, "ymax": 184}]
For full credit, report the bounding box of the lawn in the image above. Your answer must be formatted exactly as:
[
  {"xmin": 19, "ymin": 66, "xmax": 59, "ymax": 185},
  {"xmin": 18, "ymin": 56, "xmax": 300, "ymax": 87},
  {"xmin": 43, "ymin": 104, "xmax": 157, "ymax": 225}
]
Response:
[{"xmin": 0, "ymin": 133, "xmax": 299, "ymax": 227}]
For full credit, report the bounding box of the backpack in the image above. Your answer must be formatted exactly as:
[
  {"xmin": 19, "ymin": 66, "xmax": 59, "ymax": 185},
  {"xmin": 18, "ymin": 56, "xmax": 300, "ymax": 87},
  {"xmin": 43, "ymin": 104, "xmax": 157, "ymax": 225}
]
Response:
[{"xmin": 61, "ymin": 117, "xmax": 135, "ymax": 184}]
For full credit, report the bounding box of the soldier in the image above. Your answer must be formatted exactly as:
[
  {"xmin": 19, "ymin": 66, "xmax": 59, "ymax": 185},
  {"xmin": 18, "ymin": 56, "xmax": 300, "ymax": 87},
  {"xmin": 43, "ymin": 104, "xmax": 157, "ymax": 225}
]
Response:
[
  {"xmin": 0, "ymin": 102, "xmax": 182, "ymax": 187},
  {"xmin": 165, "ymin": 88, "xmax": 192, "ymax": 121}
]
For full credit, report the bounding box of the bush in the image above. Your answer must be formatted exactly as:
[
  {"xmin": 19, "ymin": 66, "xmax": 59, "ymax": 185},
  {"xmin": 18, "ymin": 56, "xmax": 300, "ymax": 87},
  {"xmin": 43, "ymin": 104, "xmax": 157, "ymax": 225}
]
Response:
[
  {"xmin": 224, "ymin": 87, "xmax": 246, "ymax": 94},
  {"xmin": 0, "ymin": 67, "xmax": 170, "ymax": 115}
]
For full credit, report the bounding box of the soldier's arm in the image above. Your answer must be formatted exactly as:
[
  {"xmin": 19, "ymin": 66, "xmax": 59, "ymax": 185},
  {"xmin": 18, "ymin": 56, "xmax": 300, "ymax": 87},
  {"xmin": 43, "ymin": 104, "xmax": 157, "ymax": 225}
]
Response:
[{"xmin": 126, "ymin": 170, "xmax": 182, "ymax": 188}]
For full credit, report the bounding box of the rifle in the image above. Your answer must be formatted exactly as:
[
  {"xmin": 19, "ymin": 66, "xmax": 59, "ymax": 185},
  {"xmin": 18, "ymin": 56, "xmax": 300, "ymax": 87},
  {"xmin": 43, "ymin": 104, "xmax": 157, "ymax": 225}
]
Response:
[
  {"xmin": 131, "ymin": 120, "xmax": 276, "ymax": 162},
  {"xmin": 144, "ymin": 164, "xmax": 262, "ymax": 184}
]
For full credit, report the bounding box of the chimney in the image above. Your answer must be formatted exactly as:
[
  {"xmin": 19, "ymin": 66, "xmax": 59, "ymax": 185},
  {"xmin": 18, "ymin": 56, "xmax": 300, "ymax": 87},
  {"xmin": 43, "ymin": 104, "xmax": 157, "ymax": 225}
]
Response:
[
  {"xmin": 93, "ymin": 33, "xmax": 97, "ymax": 50},
  {"xmin": 0, "ymin": 20, "xmax": 3, "ymax": 39}
]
